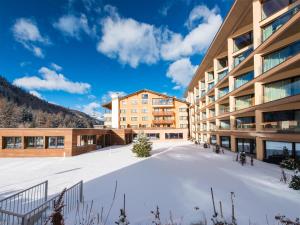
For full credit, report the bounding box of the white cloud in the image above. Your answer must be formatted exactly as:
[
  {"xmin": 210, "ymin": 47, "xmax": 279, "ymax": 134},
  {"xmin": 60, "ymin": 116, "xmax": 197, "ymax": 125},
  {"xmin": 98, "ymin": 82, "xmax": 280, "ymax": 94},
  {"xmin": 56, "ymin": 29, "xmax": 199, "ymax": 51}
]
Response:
[
  {"xmin": 51, "ymin": 63, "xmax": 62, "ymax": 71},
  {"xmin": 97, "ymin": 5, "xmax": 161, "ymax": 68},
  {"xmin": 53, "ymin": 14, "xmax": 95, "ymax": 39},
  {"xmin": 29, "ymin": 90, "xmax": 43, "ymax": 99},
  {"xmin": 166, "ymin": 58, "xmax": 197, "ymax": 87},
  {"xmin": 101, "ymin": 91, "xmax": 126, "ymax": 103},
  {"xmin": 12, "ymin": 18, "xmax": 49, "ymax": 58},
  {"xmin": 161, "ymin": 5, "xmax": 222, "ymax": 60},
  {"xmin": 87, "ymin": 94, "xmax": 96, "ymax": 100},
  {"xmin": 172, "ymin": 85, "xmax": 181, "ymax": 90},
  {"xmin": 82, "ymin": 102, "xmax": 102, "ymax": 120},
  {"xmin": 13, "ymin": 67, "xmax": 91, "ymax": 94}
]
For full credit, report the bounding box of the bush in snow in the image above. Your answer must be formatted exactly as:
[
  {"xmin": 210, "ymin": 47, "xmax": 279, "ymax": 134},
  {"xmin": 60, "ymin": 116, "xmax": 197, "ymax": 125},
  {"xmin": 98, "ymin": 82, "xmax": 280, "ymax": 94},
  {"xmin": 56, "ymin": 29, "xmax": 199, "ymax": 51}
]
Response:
[
  {"xmin": 132, "ymin": 133, "xmax": 152, "ymax": 157},
  {"xmin": 289, "ymin": 170, "xmax": 300, "ymax": 190},
  {"xmin": 280, "ymin": 158, "xmax": 298, "ymax": 170}
]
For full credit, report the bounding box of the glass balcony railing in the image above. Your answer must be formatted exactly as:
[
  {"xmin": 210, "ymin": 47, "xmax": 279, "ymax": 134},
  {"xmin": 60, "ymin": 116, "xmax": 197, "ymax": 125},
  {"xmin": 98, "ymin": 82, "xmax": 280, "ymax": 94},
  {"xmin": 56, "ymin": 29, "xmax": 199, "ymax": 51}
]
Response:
[
  {"xmin": 200, "ymin": 90, "xmax": 206, "ymax": 97},
  {"xmin": 234, "ymin": 71, "xmax": 254, "ymax": 89},
  {"xmin": 236, "ymin": 123, "xmax": 256, "ymax": 130},
  {"xmin": 235, "ymin": 95, "xmax": 255, "ymax": 111},
  {"xmin": 218, "ymin": 87, "xmax": 229, "ymax": 98},
  {"xmin": 219, "ymin": 106, "xmax": 230, "ymax": 115},
  {"xmin": 217, "ymin": 69, "xmax": 228, "ymax": 82},
  {"xmin": 208, "ymin": 96, "xmax": 215, "ymax": 104},
  {"xmin": 261, "ymin": 120, "xmax": 300, "ymax": 132},
  {"xmin": 218, "ymin": 124, "xmax": 230, "ymax": 130},
  {"xmin": 233, "ymin": 47, "xmax": 253, "ymax": 68},
  {"xmin": 207, "ymin": 82, "xmax": 215, "ymax": 91},
  {"xmin": 262, "ymin": 5, "xmax": 300, "ymax": 42}
]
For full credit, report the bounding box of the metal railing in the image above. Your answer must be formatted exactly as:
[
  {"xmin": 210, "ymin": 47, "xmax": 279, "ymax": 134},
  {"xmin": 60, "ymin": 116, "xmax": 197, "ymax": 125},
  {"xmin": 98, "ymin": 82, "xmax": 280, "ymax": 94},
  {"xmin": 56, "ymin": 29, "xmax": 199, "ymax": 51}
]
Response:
[{"xmin": 0, "ymin": 181, "xmax": 83, "ymax": 225}]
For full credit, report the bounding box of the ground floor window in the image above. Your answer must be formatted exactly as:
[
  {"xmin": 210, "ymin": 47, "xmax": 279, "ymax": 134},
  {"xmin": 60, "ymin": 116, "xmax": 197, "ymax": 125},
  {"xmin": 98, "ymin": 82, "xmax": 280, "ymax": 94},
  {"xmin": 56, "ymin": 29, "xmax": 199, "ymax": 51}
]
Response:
[
  {"xmin": 210, "ymin": 135, "xmax": 217, "ymax": 145},
  {"xmin": 77, "ymin": 135, "xmax": 96, "ymax": 146},
  {"xmin": 48, "ymin": 136, "xmax": 64, "ymax": 148},
  {"xmin": 26, "ymin": 136, "xmax": 44, "ymax": 148},
  {"xmin": 264, "ymin": 140, "xmax": 299, "ymax": 164},
  {"xmin": 165, "ymin": 133, "xmax": 183, "ymax": 139},
  {"xmin": 3, "ymin": 137, "xmax": 22, "ymax": 149},
  {"xmin": 146, "ymin": 133, "xmax": 160, "ymax": 140},
  {"xmin": 237, "ymin": 138, "xmax": 256, "ymax": 156},
  {"xmin": 220, "ymin": 136, "xmax": 231, "ymax": 149}
]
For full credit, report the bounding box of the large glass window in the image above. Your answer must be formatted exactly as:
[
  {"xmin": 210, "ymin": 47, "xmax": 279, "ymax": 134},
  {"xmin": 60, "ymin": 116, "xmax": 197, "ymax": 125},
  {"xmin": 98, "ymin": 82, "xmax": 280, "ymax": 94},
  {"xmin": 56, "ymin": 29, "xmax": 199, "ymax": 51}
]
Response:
[
  {"xmin": 261, "ymin": 0, "xmax": 297, "ymax": 20},
  {"xmin": 219, "ymin": 120, "xmax": 230, "ymax": 130},
  {"xmin": 146, "ymin": 133, "xmax": 160, "ymax": 140},
  {"xmin": 77, "ymin": 135, "xmax": 96, "ymax": 146},
  {"xmin": 263, "ymin": 110, "xmax": 300, "ymax": 131},
  {"xmin": 165, "ymin": 133, "xmax": 183, "ymax": 139},
  {"xmin": 207, "ymin": 72, "xmax": 214, "ymax": 81},
  {"xmin": 233, "ymin": 32, "xmax": 253, "ymax": 52},
  {"xmin": 210, "ymin": 135, "xmax": 217, "ymax": 145},
  {"xmin": 264, "ymin": 76, "xmax": 300, "ymax": 102},
  {"xmin": 48, "ymin": 136, "xmax": 64, "ymax": 149},
  {"xmin": 220, "ymin": 136, "xmax": 231, "ymax": 149},
  {"xmin": 237, "ymin": 138, "xmax": 256, "ymax": 156},
  {"xmin": 235, "ymin": 94, "xmax": 254, "ymax": 111},
  {"xmin": 262, "ymin": 5, "xmax": 300, "ymax": 41},
  {"xmin": 217, "ymin": 57, "xmax": 228, "ymax": 70},
  {"xmin": 27, "ymin": 137, "xmax": 44, "ymax": 148},
  {"xmin": 265, "ymin": 141, "xmax": 293, "ymax": 163},
  {"xmin": 233, "ymin": 47, "xmax": 253, "ymax": 67},
  {"xmin": 4, "ymin": 137, "xmax": 22, "ymax": 149},
  {"xmin": 234, "ymin": 71, "xmax": 254, "ymax": 89},
  {"xmin": 263, "ymin": 41, "xmax": 300, "ymax": 72},
  {"xmin": 208, "ymin": 82, "xmax": 215, "ymax": 91}
]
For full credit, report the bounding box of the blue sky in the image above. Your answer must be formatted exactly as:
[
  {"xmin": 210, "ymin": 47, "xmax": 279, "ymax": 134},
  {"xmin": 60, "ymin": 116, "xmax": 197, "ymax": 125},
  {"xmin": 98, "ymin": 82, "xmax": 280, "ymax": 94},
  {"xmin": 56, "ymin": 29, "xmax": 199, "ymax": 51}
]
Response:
[{"xmin": 0, "ymin": 0, "xmax": 233, "ymax": 119}]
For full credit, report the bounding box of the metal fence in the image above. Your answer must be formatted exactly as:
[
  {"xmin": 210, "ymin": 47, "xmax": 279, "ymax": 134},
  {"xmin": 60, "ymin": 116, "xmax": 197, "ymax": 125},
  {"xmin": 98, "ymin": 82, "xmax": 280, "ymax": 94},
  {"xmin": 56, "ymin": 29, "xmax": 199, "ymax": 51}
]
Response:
[{"xmin": 0, "ymin": 181, "xmax": 83, "ymax": 225}]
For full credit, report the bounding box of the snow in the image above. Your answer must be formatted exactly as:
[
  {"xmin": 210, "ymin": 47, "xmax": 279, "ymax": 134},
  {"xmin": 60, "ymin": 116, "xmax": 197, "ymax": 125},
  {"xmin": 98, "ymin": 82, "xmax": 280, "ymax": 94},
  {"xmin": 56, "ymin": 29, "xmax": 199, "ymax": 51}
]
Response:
[{"xmin": 0, "ymin": 142, "xmax": 300, "ymax": 224}]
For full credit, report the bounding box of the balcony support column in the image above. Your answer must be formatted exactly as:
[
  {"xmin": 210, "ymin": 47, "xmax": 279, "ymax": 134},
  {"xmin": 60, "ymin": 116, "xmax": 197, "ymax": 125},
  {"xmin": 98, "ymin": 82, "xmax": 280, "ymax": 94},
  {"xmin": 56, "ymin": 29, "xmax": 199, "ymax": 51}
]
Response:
[
  {"xmin": 231, "ymin": 135, "xmax": 237, "ymax": 152},
  {"xmin": 256, "ymin": 137, "xmax": 264, "ymax": 160}
]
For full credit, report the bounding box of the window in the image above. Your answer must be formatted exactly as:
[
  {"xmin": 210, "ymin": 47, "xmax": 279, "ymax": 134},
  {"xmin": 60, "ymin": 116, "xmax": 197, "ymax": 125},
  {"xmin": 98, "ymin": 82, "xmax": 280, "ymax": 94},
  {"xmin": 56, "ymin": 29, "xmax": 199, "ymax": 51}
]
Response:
[
  {"xmin": 263, "ymin": 76, "xmax": 300, "ymax": 102},
  {"xmin": 142, "ymin": 94, "xmax": 148, "ymax": 99},
  {"xmin": 217, "ymin": 57, "xmax": 228, "ymax": 70},
  {"xmin": 87, "ymin": 135, "xmax": 96, "ymax": 145},
  {"xmin": 131, "ymin": 99, "xmax": 138, "ymax": 105},
  {"xmin": 263, "ymin": 41, "xmax": 300, "ymax": 72},
  {"xmin": 219, "ymin": 120, "xmax": 230, "ymax": 130},
  {"xmin": 236, "ymin": 117, "xmax": 256, "ymax": 129},
  {"xmin": 208, "ymin": 82, "xmax": 215, "ymax": 91},
  {"xmin": 261, "ymin": 0, "xmax": 297, "ymax": 20},
  {"xmin": 131, "ymin": 125, "xmax": 138, "ymax": 129},
  {"xmin": 179, "ymin": 108, "xmax": 187, "ymax": 112},
  {"xmin": 141, "ymin": 99, "xmax": 148, "ymax": 104},
  {"xmin": 120, "ymin": 125, "xmax": 126, "ymax": 128},
  {"xmin": 3, "ymin": 137, "xmax": 22, "ymax": 149},
  {"xmin": 210, "ymin": 135, "xmax": 217, "ymax": 145},
  {"xmin": 262, "ymin": 5, "xmax": 300, "ymax": 41},
  {"xmin": 120, "ymin": 117, "xmax": 126, "ymax": 121},
  {"xmin": 27, "ymin": 136, "xmax": 44, "ymax": 148},
  {"xmin": 233, "ymin": 32, "xmax": 253, "ymax": 52},
  {"xmin": 180, "ymin": 116, "xmax": 188, "ymax": 120},
  {"xmin": 131, "ymin": 117, "xmax": 138, "ymax": 121},
  {"xmin": 121, "ymin": 100, "xmax": 127, "ymax": 105},
  {"xmin": 48, "ymin": 136, "xmax": 64, "ymax": 149},
  {"xmin": 77, "ymin": 135, "xmax": 95, "ymax": 146},
  {"xmin": 220, "ymin": 136, "xmax": 231, "ymax": 149},
  {"xmin": 141, "ymin": 108, "xmax": 148, "ymax": 113},
  {"xmin": 165, "ymin": 133, "xmax": 183, "ymax": 139},
  {"xmin": 146, "ymin": 133, "xmax": 160, "ymax": 140},
  {"xmin": 233, "ymin": 47, "xmax": 253, "ymax": 67},
  {"xmin": 180, "ymin": 124, "xmax": 188, "ymax": 128},
  {"xmin": 264, "ymin": 141, "xmax": 294, "ymax": 163},
  {"xmin": 237, "ymin": 138, "xmax": 256, "ymax": 156},
  {"xmin": 131, "ymin": 109, "xmax": 137, "ymax": 113},
  {"xmin": 207, "ymin": 72, "xmax": 214, "ymax": 81},
  {"xmin": 142, "ymin": 116, "xmax": 148, "ymax": 121},
  {"xmin": 263, "ymin": 110, "xmax": 300, "ymax": 131},
  {"xmin": 234, "ymin": 71, "xmax": 254, "ymax": 89},
  {"xmin": 120, "ymin": 109, "xmax": 126, "ymax": 114}
]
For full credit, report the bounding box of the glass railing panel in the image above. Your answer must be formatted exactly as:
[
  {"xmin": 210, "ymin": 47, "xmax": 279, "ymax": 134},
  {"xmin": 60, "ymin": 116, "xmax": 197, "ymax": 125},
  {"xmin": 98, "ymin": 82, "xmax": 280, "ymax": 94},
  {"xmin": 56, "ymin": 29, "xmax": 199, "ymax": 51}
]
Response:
[
  {"xmin": 218, "ymin": 69, "xmax": 228, "ymax": 82},
  {"xmin": 233, "ymin": 47, "xmax": 253, "ymax": 68},
  {"xmin": 234, "ymin": 71, "xmax": 254, "ymax": 89}
]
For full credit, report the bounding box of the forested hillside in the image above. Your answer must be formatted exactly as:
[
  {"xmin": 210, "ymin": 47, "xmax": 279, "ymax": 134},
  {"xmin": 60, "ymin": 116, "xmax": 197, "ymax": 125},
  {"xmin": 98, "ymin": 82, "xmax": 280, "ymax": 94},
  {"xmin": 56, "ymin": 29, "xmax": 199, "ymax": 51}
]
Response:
[{"xmin": 0, "ymin": 76, "xmax": 100, "ymax": 128}]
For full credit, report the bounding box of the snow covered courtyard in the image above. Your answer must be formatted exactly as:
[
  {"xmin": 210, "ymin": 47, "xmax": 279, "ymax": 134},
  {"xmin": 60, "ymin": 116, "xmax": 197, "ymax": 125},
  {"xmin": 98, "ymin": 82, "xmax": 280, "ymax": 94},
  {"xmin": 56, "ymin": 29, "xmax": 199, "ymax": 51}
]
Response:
[{"xmin": 0, "ymin": 142, "xmax": 299, "ymax": 224}]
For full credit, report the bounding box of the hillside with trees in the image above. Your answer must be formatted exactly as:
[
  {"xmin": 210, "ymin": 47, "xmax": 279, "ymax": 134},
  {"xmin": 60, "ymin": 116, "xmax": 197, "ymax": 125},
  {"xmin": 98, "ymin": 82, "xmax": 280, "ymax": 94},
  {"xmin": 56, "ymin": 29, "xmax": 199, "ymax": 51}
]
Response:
[{"xmin": 0, "ymin": 76, "xmax": 101, "ymax": 128}]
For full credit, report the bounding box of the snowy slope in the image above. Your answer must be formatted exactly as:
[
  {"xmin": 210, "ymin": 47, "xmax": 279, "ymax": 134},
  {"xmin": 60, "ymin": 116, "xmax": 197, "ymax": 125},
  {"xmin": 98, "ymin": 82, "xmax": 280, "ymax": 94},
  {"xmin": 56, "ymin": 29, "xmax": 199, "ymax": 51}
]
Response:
[{"xmin": 0, "ymin": 142, "xmax": 299, "ymax": 224}]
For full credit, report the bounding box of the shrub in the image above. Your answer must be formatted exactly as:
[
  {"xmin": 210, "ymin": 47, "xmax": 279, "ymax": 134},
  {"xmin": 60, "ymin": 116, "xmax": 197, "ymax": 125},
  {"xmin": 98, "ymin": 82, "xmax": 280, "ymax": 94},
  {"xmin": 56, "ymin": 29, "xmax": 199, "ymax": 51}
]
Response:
[
  {"xmin": 280, "ymin": 158, "xmax": 298, "ymax": 170},
  {"xmin": 289, "ymin": 170, "xmax": 300, "ymax": 190},
  {"xmin": 132, "ymin": 133, "xmax": 152, "ymax": 157}
]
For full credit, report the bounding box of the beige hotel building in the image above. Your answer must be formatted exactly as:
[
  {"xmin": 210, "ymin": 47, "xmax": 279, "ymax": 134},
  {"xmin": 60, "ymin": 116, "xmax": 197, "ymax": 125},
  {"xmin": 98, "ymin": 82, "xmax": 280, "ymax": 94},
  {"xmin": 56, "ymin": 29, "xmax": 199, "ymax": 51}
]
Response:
[
  {"xmin": 186, "ymin": 0, "xmax": 300, "ymax": 163},
  {"xmin": 102, "ymin": 89, "xmax": 189, "ymax": 141}
]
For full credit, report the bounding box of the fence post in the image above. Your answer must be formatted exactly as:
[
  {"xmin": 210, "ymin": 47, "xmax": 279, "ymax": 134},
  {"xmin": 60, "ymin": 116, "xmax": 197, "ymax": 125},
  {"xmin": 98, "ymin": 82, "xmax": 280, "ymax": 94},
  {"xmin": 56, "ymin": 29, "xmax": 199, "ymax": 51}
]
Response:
[
  {"xmin": 45, "ymin": 180, "xmax": 48, "ymax": 201},
  {"xmin": 79, "ymin": 181, "xmax": 83, "ymax": 203}
]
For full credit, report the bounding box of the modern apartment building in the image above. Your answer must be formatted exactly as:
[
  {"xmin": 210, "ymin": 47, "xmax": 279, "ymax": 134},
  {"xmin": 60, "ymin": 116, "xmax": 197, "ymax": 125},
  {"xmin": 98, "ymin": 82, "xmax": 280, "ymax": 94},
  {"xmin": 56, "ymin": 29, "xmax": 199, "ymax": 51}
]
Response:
[
  {"xmin": 185, "ymin": 0, "xmax": 300, "ymax": 164},
  {"xmin": 102, "ymin": 89, "xmax": 189, "ymax": 141}
]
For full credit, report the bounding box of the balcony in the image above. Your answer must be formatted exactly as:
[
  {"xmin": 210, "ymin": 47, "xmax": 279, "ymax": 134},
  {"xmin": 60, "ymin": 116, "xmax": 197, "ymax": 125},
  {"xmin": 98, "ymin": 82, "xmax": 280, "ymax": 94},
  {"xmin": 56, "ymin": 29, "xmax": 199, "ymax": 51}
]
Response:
[
  {"xmin": 152, "ymin": 111, "xmax": 175, "ymax": 116},
  {"xmin": 207, "ymin": 82, "xmax": 215, "ymax": 91},
  {"xmin": 152, "ymin": 119, "xmax": 175, "ymax": 125},
  {"xmin": 234, "ymin": 71, "xmax": 254, "ymax": 89},
  {"xmin": 218, "ymin": 87, "xmax": 229, "ymax": 99},
  {"xmin": 219, "ymin": 106, "xmax": 230, "ymax": 115},
  {"xmin": 235, "ymin": 95, "xmax": 255, "ymax": 111},
  {"xmin": 218, "ymin": 125, "xmax": 231, "ymax": 130},
  {"xmin": 261, "ymin": 120, "xmax": 300, "ymax": 133},
  {"xmin": 262, "ymin": 5, "xmax": 300, "ymax": 41},
  {"xmin": 152, "ymin": 98, "xmax": 174, "ymax": 107},
  {"xmin": 233, "ymin": 46, "xmax": 253, "ymax": 68}
]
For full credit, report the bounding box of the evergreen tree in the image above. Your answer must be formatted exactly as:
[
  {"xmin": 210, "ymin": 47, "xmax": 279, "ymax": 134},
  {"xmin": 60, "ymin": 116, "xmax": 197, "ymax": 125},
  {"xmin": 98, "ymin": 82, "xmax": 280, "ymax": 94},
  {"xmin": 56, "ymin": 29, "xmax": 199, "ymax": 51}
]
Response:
[
  {"xmin": 289, "ymin": 170, "xmax": 300, "ymax": 190},
  {"xmin": 132, "ymin": 133, "xmax": 152, "ymax": 157}
]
